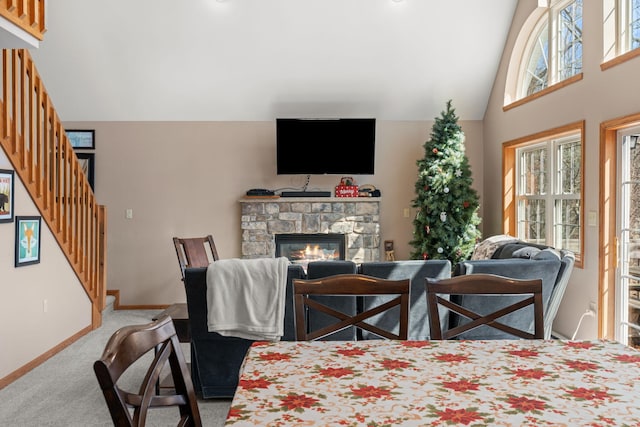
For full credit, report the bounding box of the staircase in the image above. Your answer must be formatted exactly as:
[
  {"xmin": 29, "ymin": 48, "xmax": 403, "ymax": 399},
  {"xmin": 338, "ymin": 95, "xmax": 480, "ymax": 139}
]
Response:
[
  {"xmin": 0, "ymin": 1, "xmax": 46, "ymax": 43},
  {"xmin": 0, "ymin": 48, "xmax": 107, "ymax": 329}
]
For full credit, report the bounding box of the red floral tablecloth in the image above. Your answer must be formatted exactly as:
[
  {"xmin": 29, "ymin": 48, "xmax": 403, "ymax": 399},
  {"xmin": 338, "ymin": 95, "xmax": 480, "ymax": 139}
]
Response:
[{"xmin": 225, "ymin": 339, "xmax": 640, "ymax": 426}]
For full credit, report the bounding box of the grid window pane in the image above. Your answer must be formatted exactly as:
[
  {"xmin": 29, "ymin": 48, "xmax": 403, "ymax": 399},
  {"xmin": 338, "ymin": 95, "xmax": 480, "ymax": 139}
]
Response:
[
  {"xmin": 629, "ymin": 181, "xmax": 640, "ymax": 242},
  {"xmin": 519, "ymin": 199, "xmax": 547, "ymax": 244},
  {"xmin": 632, "ymin": 0, "xmax": 640, "ymax": 50},
  {"xmin": 628, "ymin": 276, "xmax": 640, "ymax": 348},
  {"xmin": 558, "ymin": 0, "xmax": 583, "ymax": 80},
  {"xmin": 558, "ymin": 140, "xmax": 581, "ymax": 194},
  {"xmin": 525, "ymin": 23, "xmax": 549, "ymax": 96},
  {"xmin": 522, "ymin": 148, "xmax": 547, "ymax": 195},
  {"xmin": 555, "ymin": 199, "xmax": 581, "ymax": 252}
]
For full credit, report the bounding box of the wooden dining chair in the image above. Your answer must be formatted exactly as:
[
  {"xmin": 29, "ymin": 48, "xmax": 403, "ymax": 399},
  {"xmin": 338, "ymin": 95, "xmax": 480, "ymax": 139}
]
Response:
[
  {"xmin": 426, "ymin": 274, "xmax": 544, "ymax": 340},
  {"xmin": 173, "ymin": 235, "xmax": 219, "ymax": 281},
  {"xmin": 293, "ymin": 273, "xmax": 410, "ymax": 341},
  {"xmin": 157, "ymin": 235, "xmax": 220, "ymax": 344},
  {"xmin": 94, "ymin": 315, "xmax": 202, "ymax": 427}
]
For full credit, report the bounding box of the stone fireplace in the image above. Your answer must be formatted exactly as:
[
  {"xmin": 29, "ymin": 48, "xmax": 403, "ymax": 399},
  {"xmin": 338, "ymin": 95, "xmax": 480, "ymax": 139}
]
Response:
[{"xmin": 240, "ymin": 197, "xmax": 381, "ymax": 264}]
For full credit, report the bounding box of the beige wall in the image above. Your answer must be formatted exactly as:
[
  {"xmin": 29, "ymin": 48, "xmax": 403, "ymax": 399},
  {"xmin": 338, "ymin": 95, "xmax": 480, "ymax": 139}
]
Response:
[
  {"xmin": 0, "ymin": 151, "xmax": 90, "ymax": 380},
  {"xmin": 62, "ymin": 119, "xmax": 484, "ymax": 306},
  {"xmin": 483, "ymin": 0, "xmax": 640, "ymax": 339}
]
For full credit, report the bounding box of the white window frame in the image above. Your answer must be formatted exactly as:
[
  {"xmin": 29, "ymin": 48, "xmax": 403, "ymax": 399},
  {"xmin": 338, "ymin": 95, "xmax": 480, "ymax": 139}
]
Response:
[
  {"xmin": 603, "ymin": 0, "xmax": 640, "ymax": 63},
  {"xmin": 620, "ymin": 0, "xmax": 640, "ymax": 53},
  {"xmin": 515, "ymin": 134, "xmax": 582, "ymax": 255}
]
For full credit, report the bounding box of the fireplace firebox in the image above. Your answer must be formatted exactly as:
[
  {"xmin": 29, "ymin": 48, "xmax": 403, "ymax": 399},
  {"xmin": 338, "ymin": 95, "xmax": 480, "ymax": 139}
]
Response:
[{"xmin": 275, "ymin": 233, "xmax": 345, "ymax": 271}]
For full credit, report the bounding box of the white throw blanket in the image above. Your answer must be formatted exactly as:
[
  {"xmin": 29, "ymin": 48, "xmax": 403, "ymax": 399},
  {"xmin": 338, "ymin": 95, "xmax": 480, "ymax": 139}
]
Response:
[{"xmin": 206, "ymin": 257, "xmax": 289, "ymax": 341}]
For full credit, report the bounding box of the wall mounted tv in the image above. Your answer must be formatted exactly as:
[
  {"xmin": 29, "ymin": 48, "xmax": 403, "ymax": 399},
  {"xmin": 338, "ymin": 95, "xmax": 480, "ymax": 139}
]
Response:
[{"xmin": 276, "ymin": 118, "xmax": 376, "ymax": 175}]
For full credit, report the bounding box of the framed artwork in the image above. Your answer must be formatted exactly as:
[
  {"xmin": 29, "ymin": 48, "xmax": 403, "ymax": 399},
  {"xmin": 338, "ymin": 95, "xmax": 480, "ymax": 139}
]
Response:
[
  {"xmin": 0, "ymin": 169, "xmax": 14, "ymax": 223},
  {"xmin": 15, "ymin": 216, "xmax": 41, "ymax": 267},
  {"xmin": 67, "ymin": 129, "xmax": 95, "ymax": 149},
  {"xmin": 77, "ymin": 153, "xmax": 95, "ymax": 190}
]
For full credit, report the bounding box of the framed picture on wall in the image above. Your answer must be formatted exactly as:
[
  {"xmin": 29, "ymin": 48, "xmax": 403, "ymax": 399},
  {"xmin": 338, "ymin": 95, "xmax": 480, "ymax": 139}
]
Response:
[
  {"xmin": 15, "ymin": 216, "xmax": 41, "ymax": 267},
  {"xmin": 67, "ymin": 129, "xmax": 95, "ymax": 149},
  {"xmin": 0, "ymin": 169, "xmax": 14, "ymax": 223},
  {"xmin": 77, "ymin": 153, "xmax": 95, "ymax": 190}
]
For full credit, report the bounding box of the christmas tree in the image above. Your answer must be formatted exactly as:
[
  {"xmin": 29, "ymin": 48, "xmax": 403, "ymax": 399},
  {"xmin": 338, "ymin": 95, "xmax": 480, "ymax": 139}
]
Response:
[{"xmin": 410, "ymin": 100, "xmax": 481, "ymax": 265}]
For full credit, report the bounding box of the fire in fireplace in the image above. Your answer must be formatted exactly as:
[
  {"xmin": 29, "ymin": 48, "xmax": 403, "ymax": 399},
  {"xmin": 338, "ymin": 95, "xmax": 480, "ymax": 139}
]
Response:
[{"xmin": 275, "ymin": 233, "xmax": 345, "ymax": 271}]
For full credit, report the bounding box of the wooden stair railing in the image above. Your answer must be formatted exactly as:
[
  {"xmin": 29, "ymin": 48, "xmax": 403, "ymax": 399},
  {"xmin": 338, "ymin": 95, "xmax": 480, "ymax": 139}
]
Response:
[
  {"xmin": 0, "ymin": 0, "xmax": 46, "ymax": 41},
  {"xmin": 0, "ymin": 49, "xmax": 107, "ymax": 329}
]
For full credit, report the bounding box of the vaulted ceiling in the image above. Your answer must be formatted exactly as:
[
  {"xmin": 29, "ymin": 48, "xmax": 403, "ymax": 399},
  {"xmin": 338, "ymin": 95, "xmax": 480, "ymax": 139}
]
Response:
[{"xmin": 30, "ymin": 0, "xmax": 518, "ymax": 122}]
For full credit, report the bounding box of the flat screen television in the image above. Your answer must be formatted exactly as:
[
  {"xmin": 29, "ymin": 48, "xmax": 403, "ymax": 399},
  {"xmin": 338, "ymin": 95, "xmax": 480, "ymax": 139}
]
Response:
[{"xmin": 276, "ymin": 118, "xmax": 376, "ymax": 175}]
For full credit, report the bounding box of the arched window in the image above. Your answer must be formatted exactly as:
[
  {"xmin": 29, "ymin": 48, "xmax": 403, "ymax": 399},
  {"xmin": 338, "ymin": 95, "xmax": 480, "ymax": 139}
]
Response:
[
  {"xmin": 504, "ymin": 0, "xmax": 583, "ymax": 108},
  {"xmin": 602, "ymin": 0, "xmax": 640, "ymax": 69}
]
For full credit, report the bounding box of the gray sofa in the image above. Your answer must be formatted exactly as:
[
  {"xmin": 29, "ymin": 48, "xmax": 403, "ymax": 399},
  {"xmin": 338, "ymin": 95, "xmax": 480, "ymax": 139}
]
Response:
[
  {"xmin": 183, "ymin": 259, "xmax": 451, "ymax": 398},
  {"xmin": 453, "ymin": 241, "xmax": 575, "ymax": 339},
  {"xmin": 183, "ymin": 247, "xmax": 573, "ymax": 398}
]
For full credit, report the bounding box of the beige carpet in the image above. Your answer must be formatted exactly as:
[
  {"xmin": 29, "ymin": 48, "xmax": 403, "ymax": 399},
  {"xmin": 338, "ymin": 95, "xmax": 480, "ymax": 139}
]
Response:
[{"xmin": 0, "ymin": 301, "xmax": 231, "ymax": 426}]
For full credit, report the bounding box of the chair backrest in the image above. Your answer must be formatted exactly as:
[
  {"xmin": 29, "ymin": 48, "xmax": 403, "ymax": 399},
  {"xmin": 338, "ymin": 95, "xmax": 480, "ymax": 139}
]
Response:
[
  {"xmin": 306, "ymin": 260, "xmax": 359, "ymax": 340},
  {"xmin": 293, "ymin": 273, "xmax": 410, "ymax": 341},
  {"xmin": 93, "ymin": 316, "xmax": 202, "ymax": 427},
  {"xmin": 426, "ymin": 273, "xmax": 544, "ymax": 340},
  {"xmin": 173, "ymin": 235, "xmax": 219, "ymax": 281}
]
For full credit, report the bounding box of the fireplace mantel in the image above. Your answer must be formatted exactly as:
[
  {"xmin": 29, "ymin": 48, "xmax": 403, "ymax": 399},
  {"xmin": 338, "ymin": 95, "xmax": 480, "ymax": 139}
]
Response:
[{"xmin": 239, "ymin": 197, "xmax": 381, "ymax": 263}]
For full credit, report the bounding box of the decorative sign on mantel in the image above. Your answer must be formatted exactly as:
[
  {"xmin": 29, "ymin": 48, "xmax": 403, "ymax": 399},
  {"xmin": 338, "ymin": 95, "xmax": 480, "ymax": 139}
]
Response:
[{"xmin": 335, "ymin": 176, "xmax": 359, "ymax": 198}]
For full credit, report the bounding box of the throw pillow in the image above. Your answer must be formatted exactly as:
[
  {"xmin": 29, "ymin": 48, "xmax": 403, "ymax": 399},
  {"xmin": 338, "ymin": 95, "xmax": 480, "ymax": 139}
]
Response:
[
  {"xmin": 470, "ymin": 234, "xmax": 519, "ymax": 260},
  {"xmin": 511, "ymin": 246, "xmax": 542, "ymax": 259},
  {"xmin": 533, "ymin": 247, "xmax": 562, "ymax": 260}
]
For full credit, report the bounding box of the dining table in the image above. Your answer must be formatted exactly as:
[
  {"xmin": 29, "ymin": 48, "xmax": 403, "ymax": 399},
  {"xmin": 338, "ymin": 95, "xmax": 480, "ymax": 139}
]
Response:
[{"xmin": 224, "ymin": 338, "xmax": 640, "ymax": 426}]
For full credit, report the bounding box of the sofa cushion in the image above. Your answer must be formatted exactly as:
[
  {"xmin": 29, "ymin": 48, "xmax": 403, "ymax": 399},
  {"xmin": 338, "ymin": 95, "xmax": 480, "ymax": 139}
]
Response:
[
  {"xmin": 359, "ymin": 260, "xmax": 451, "ymax": 340},
  {"xmin": 453, "ymin": 258, "xmax": 561, "ymax": 339},
  {"xmin": 305, "ymin": 261, "xmax": 359, "ymax": 340},
  {"xmin": 491, "ymin": 241, "xmax": 551, "ymax": 259}
]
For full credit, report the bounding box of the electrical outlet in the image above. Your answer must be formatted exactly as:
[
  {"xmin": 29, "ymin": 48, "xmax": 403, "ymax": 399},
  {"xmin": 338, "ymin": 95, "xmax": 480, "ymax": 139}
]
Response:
[
  {"xmin": 588, "ymin": 301, "xmax": 597, "ymax": 315},
  {"xmin": 43, "ymin": 299, "xmax": 47, "ymax": 313},
  {"xmin": 403, "ymin": 208, "xmax": 411, "ymax": 218}
]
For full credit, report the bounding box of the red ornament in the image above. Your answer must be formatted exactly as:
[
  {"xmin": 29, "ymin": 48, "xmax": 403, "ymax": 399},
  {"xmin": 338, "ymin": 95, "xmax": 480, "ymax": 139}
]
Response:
[
  {"xmin": 432, "ymin": 148, "xmax": 438, "ymax": 154},
  {"xmin": 463, "ymin": 201, "xmax": 470, "ymax": 208},
  {"xmin": 422, "ymin": 252, "xmax": 429, "ymax": 260},
  {"xmin": 424, "ymin": 225, "xmax": 430, "ymax": 234}
]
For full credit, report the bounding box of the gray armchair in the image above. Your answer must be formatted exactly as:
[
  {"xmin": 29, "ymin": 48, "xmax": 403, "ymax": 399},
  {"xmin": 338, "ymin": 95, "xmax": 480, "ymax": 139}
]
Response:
[{"xmin": 454, "ymin": 243, "xmax": 575, "ymax": 339}]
